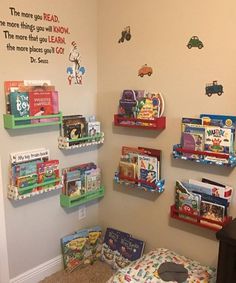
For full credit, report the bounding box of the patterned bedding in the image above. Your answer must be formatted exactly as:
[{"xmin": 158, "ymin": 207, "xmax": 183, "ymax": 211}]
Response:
[{"xmin": 107, "ymin": 248, "xmax": 216, "ymax": 283}]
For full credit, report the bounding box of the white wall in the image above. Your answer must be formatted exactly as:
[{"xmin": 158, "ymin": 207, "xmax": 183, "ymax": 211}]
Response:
[
  {"xmin": 97, "ymin": 0, "xmax": 236, "ymax": 267},
  {"xmin": 0, "ymin": 0, "xmax": 98, "ymax": 279}
]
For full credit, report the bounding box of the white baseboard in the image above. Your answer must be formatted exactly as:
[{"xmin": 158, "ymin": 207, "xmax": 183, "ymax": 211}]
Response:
[{"xmin": 10, "ymin": 255, "xmax": 63, "ymax": 283}]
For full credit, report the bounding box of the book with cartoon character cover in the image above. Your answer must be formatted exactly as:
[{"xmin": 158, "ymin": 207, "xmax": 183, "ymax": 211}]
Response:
[
  {"xmin": 101, "ymin": 227, "xmax": 145, "ymax": 270},
  {"xmin": 61, "ymin": 226, "xmax": 102, "ymax": 273}
]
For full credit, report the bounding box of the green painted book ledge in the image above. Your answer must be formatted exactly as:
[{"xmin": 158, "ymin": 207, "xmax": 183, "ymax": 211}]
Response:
[
  {"xmin": 3, "ymin": 112, "xmax": 62, "ymax": 129},
  {"xmin": 60, "ymin": 186, "xmax": 105, "ymax": 208}
]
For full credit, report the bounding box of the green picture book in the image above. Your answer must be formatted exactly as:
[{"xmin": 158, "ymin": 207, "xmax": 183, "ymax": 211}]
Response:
[{"xmin": 9, "ymin": 91, "xmax": 30, "ymax": 125}]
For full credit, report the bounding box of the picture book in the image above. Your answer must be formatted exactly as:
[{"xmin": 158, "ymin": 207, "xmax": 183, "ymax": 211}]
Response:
[
  {"xmin": 24, "ymin": 80, "xmax": 51, "ymax": 86},
  {"xmin": 113, "ymin": 234, "xmax": 145, "ymax": 270},
  {"xmin": 175, "ymin": 181, "xmax": 201, "ymax": 217},
  {"xmin": 101, "ymin": 228, "xmax": 126, "ymax": 267},
  {"xmin": 137, "ymin": 154, "xmax": 159, "ymax": 189},
  {"xmin": 85, "ymin": 168, "xmax": 101, "ymax": 192},
  {"xmin": 204, "ymin": 126, "xmax": 234, "ymax": 154},
  {"xmin": 119, "ymin": 161, "xmax": 136, "ymax": 181},
  {"xmin": 37, "ymin": 160, "xmax": 59, "ymax": 190},
  {"xmin": 61, "ymin": 226, "xmax": 102, "ymax": 273},
  {"xmin": 16, "ymin": 174, "xmax": 38, "ymax": 191},
  {"xmin": 9, "ymin": 91, "xmax": 30, "ymax": 118},
  {"xmin": 4, "ymin": 80, "xmax": 24, "ymax": 113},
  {"xmin": 101, "ymin": 227, "xmax": 145, "ymax": 270},
  {"xmin": 12, "ymin": 160, "xmax": 38, "ymax": 186},
  {"xmin": 182, "ymin": 117, "xmax": 203, "ymax": 125},
  {"xmin": 200, "ymin": 200, "xmax": 225, "ymax": 222},
  {"xmin": 87, "ymin": 121, "xmax": 101, "ymax": 136},
  {"xmin": 200, "ymin": 114, "xmax": 236, "ymax": 129},
  {"xmin": 181, "ymin": 132, "xmax": 204, "ymax": 159},
  {"xmin": 202, "ymin": 178, "xmax": 233, "ymax": 203},
  {"xmin": 29, "ymin": 91, "xmax": 54, "ymax": 117},
  {"xmin": 62, "ymin": 115, "xmax": 87, "ymax": 142},
  {"xmin": 66, "ymin": 178, "xmax": 83, "ymax": 197},
  {"xmin": 138, "ymin": 147, "xmax": 161, "ymax": 178},
  {"xmin": 188, "ymin": 179, "xmax": 229, "ymax": 200}
]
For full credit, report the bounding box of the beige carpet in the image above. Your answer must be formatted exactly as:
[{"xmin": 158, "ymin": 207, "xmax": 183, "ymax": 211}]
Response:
[{"xmin": 40, "ymin": 261, "xmax": 115, "ymax": 283}]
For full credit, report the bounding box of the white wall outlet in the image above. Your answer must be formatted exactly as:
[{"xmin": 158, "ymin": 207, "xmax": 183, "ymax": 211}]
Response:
[{"xmin": 78, "ymin": 205, "xmax": 86, "ymax": 220}]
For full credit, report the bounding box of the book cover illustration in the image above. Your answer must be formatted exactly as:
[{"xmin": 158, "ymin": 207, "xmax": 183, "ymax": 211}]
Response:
[
  {"xmin": 66, "ymin": 178, "xmax": 82, "ymax": 197},
  {"xmin": 101, "ymin": 227, "xmax": 145, "ymax": 270},
  {"xmin": 9, "ymin": 91, "xmax": 29, "ymax": 117},
  {"xmin": 37, "ymin": 160, "xmax": 59, "ymax": 190},
  {"xmin": 181, "ymin": 132, "xmax": 204, "ymax": 159},
  {"xmin": 113, "ymin": 234, "xmax": 145, "ymax": 270},
  {"xmin": 119, "ymin": 161, "xmax": 136, "ymax": 181},
  {"xmin": 200, "ymin": 114, "xmax": 236, "ymax": 129},
  {"xmin": 175, "ymin": 181, "xmax": 201, "ymax": 217},
  {"xmin": 137, "ymin": 154, "xmax": 158, "ymax": 189},
  {"xmin": 29, "ymin": 91, "xmax": 54, "ymax": 123},
  {"xmin": 200, "ymin": 200, "xmax": 225, "ymax": 222},
  {"xmin": 62, "ymin": 115, "xmax": 87, "ymax": 144},
  {"xmin": 61, "ymin": 226, "xmax": 102, "ymax": 273},
  {"xmin": 101, "ymin": 228, "xmax": 122, "ymax": 266},
  {"xmin": 204, "ymin": 126, "xmax": 233, "ymax": 154},
  {"xmin": 85, "ymin": 168, "xmax": 101, "ymax": 192},
  {"xmin": 11, "ymin": 160, "xmax": 38, "ymax": 186},
  {"xmin": 87, "ymin": 121, "xmax": 101, "ymax": 136}
]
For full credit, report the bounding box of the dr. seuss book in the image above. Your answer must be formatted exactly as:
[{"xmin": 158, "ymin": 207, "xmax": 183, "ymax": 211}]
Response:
[
  {"xmin": 204, "ymin": 126, "xmax": 234, "ymax": 154},
  {"xmin": 137, "ymin": 154, "xmax": 159, "ymax": 189},
  {"xmin": 61, "ymin": 226, "xmax": 102, "ymax": 273},
  {"xmin": 101, "ymin": 227, "xmax": 145, "ymax": 270}
]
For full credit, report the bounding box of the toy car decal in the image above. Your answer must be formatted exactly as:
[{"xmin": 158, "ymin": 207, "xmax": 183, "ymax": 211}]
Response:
[
  {"xmin": 187, "ymin": 36, "xmax": 204, "ymax": 49},
  {"xmin": 138, "ymin": 64, "xmax": 153, "ymax": 77},
  {"xmin": 205, "ymin": 81, "xmax": 223, "ymax": 97},
  {"xmin": 118, "ymin": 26, "xmax": 131, "ymax": 43}
]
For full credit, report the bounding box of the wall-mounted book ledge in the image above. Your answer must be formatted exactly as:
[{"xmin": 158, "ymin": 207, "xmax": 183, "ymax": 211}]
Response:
[
  {"xmin": 4, "ymin": 112, "xmax": 62, "ymax": 129},
  {"xmin": 8, "ymin": 148, "xmax": 62, "ymax": 201},
  {"xmin": 114, "ymin": 114, "xmax": 166, "ymax": 130},
  {"xmin": 173, "ymin": 144, "xmax": 236, "ymax": 167},
  {"xmin": 60, "ymin": 186, "xmax": 105, "ymax": 208},
  {"xmin": 170, "ymin": 205, "xmax": 232, "ymax": 232},
  {"xmin": 58, "ymin": 132, "xmax": 104, "ymax": 149},
  {"xmin": 114, "ymin": 173, "xmax": 165, "ymax": 193},
  {"xmin": 8, "ymin": 182, "xmax": 62, "ymax": 201}
]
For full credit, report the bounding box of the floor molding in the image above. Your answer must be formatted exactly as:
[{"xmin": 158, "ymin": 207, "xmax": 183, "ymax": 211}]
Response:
[{"xmin": 10, "ymin": 255, "xmax": 63, "ymax": 283}]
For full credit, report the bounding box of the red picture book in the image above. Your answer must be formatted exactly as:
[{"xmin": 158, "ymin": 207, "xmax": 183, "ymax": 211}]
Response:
[{"xmin": 29, "ymin": 91, "xmax": 54, "ymax": 116}]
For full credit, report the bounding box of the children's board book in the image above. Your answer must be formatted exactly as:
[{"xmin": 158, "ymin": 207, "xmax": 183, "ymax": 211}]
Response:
[
  {"xmin": 61, "ymin": 226, "xmax": 102, "ymax": 273},
  {"xmin": 200, "ymin": 114, "xmax": 236, "ymax": 129},
  {"xmin": 175, "ymin": 181, "xmax": 201, "ymax": 217},
  {"xmin": 101, "ymin": 227, "xmax": 145, "ymax": 270},
  {"xmin": 204, "ymin": 126, "xmax": 234, "ymax": 154}
]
